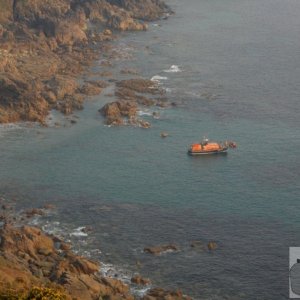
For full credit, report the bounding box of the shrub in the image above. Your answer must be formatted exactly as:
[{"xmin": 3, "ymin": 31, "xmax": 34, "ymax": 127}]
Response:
[
  {"xmin": 25, "ymin": 287, "xmax": 67, "ymax": 300},
  {"xmin": 0, "ymin": 286, "xmax": 67, "ymax": 300}
]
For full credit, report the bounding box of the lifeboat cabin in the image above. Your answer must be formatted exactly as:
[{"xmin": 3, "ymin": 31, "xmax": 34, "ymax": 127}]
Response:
[{"xmin": 188, "ymin": 139, "xmax": 228, "ymax": 155}]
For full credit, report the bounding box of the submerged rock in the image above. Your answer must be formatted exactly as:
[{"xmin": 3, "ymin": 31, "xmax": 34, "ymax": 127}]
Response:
[
  {"xmin": 144, "ymin": 288, "xmax": 192, "ymax": 300},
  {"xmin": 144, "ymin": 244, "xmax": 180, "ymax": 255},
  {"xmin": 207, "ymin": 241, "xmax": 218, "ymax": 251}
]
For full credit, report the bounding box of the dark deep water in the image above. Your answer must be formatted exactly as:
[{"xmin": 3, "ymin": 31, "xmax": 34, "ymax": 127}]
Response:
[{"xmin": 1, "ymin": 0, "xmax": 300, "ymax": 299}]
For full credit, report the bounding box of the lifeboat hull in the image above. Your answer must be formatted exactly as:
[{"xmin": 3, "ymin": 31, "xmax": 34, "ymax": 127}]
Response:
[{"xmin": 188, "ymin": 147, "xmax": 228, "ymax": 155}]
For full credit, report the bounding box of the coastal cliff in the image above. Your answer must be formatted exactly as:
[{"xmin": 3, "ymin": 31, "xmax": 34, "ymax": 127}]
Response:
[
  {"xmin": 0, "ymin": 205, "xmax": 191, "ymax": 299},
  {"xmin": 0, "ymin": 0, "xmax": 171, "ymax": 124}
]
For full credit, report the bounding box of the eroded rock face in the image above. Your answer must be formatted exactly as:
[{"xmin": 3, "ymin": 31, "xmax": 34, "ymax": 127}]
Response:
[
  {"xmin": 0, "ymin": 224, "xmax": 134, "ymax": 300},
  {"xmin": 0, "ymin": 0, "xmax": 170, "ymax": 124},
  {"xmin": 0, "ymin": 200, "xmax": 193, "ymax": 300}
]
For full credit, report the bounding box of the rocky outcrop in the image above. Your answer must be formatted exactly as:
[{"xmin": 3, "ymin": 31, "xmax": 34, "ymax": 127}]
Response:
[
  {"xmin": 99, "ymin": 78, "xmax": 169, "ymax": 127},
  {"xmin": 0, "ymin": 224, "xmax": 134, "ymax": 299},
  {"xmin": 107, "ymin": 0, "xmax": 172, "ymax": 21},
  {"xmin": 0, "ymin": 200, "xmax": 192, "ymax": 300},
  {"xmin": 116, "ymin": 78, "xmax": 163, "ymax": 94},
  {"xmin": 0, "ymin": 0, "xmax": 171, "ymax": 124},
  {"xmin": 99, "ymin": 100, "xmax": 137, "ymax": 125},
  {"xmin": 79, "ymin": 80, "xmax": 109, "ymax": 96}
]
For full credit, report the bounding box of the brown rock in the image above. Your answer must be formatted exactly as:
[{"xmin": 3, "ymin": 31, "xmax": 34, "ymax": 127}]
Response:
[
  {"xmin": 99, "ymin": 102, "xmax": 121, "ymax": 125},
  {"xmin": 115, "ymin": 87, "xmax": 137, "ymax": 100},
  {"xmin": 131, "ymin": 275, "xmax": 151, "ymax": 285},
  {"xmin": 99, "ymin": 100, "xmax": 138, "ymax": 125},
  {"xmin": 60, "ymin": 242, "xmax": 72, "ymax": 251},
  {"xmin": 25, "ymin": 208, "xmax": 45, "ymax": 218},
  {"xmin": 101, "ymin": 277, "xmax": 130, "ymax": 295},
  {"xmin": 79, "ymin": 83, "xmax": 103, "ymax": 96},
  {"xmin": 138, "ymin": 120, "xmax": 151, "ymax": 128},
  {"xmin": 207, "ymin": 241, "xmax": 217, "ymax": 251},
  {"xmin": 116, "ymin": 79, "xmax": 161, "ymax": 94},
  {"xmin": 46, "ymin": 75, "xmax": 79, "ymax": 101},
  {"xmin": 144, "ymin": 288, "xmax": 192, "ymax": 300},
  {"xmin": 144, "ymin": 244, "xmax": 179, "ymax": 255},
  {"xmin": 37, "ymin": 247, "xmax": 53, "ymax": 256},
  {"xmin": 103, "ymin": 29, "xmax": 113, "ymax": 36}
]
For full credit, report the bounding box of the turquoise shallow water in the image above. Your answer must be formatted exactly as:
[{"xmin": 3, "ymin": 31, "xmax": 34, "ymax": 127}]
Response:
[{"xmin": 1, "ymin": 0, "xmax": 300, "ymax": 299}]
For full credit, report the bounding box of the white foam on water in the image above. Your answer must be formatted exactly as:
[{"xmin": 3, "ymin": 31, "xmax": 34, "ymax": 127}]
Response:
[
  {"xmin": 163, "ymin": 65, "xmax": 182, "ymax": 73},
  {"xmin": 29, "ymin": 216, "xmax": 42, "ymax": 226},
  {"xmin": 41, "ymin": 221, "xmax": 64, "ymax": 237},
  {"xmin": 25, "ymin": 214, "xmax": 151, "ymax": 297},
  {"xmin": 100, "ymin": 262, "xmax": 131, "ymax": 284},
  {"xmin": 100, "ymin": 263, "xmax": 151, "ymax": 296},
  {"xmin": 70, "ymin": 226, "xmax": 88, "ymax": 237},
  {"xmin": 151, "ymin": 75, "xmax": 168, "ymax": 82},
  {"xmin": 138, "ymin": 110, "xmax": 153, "ymax": 116},
  {"xmin": 131, "ymin": 286, "xmax": 151, "ymax": 298}
]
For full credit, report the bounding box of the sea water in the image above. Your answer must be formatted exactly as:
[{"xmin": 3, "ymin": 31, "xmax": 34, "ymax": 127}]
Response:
[{"xmin": 1, "ymin": 0, "xmax": 300, "ymax": 299}]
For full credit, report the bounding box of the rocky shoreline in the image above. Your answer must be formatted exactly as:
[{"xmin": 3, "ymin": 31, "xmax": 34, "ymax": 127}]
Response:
[
  {"xmin": 0, "ymin": 0, "xmax": 172, "ymax": 125},
  {"xmin": 0, "ymin": 0, "xmax": 193, "ymax": 298},
  {"xmin": 0, "ymin": 200, "xmax": 192, "ymax": 299}
]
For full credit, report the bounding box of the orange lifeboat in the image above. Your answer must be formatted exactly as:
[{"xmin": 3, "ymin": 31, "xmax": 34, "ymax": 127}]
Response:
[{"xmin": 188, "ymin": 139, "xmax": 228, "ymax": 155}]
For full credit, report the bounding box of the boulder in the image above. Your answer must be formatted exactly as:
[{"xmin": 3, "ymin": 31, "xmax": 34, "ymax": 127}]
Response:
[
  {"xmin": 131, "ymin": 275, "xmax": 151, "ymax": 285},
  {"xmin": 99, "ymin": 100, "xmax": 138, "ymax": 125}
]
